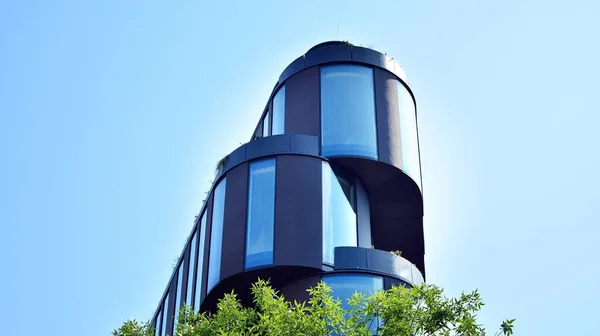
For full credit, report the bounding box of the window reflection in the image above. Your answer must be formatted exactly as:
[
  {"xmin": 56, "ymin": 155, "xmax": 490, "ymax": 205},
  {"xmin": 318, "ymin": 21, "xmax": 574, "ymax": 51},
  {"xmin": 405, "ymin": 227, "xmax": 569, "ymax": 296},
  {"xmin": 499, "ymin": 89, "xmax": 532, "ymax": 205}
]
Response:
[
  {"xmin": 397, "ymin": 81, "xmax": 421, "ymax": 188},
  {"xmin": 174, "ymin": 263, "xmax": 184, "ymax": 329},
  {"xmin": 272, "ymin": 86, "xmax": 285, "ymax": 135},
  {"xmin": 245, "ymin": 159, "xmax": 276, "ymax": 269},
  {"xmin": 263, "ymin": 111, "xmax": 270, "ymax": 137},
  {"xmin": 186, "ymin": 231, "xmax": 197, "ymax": 307},
  {"xmin": 194, "ymin": 214, "xmax": 207, "ymax": 310},
  {"xmin": 322, "ymin": 162, "xmax": 357, "ymax": 264},
  {"xmin": 207, "ymin": 178, "xmax": 227, "ymax": 293},
  {"xmin": 323, "ymin": 274, "xmax": 383, "ymax": 334},
  {"xmin": 321, "ymin": 65, "xmax": 378, "ymax": 159},
  {"xmin": 154, "ymin": 310, "xmax": 162, "ymax": 336},
  {"xmin": 161, "ymin": 294, "xmax": 169, "ymax": 336}
]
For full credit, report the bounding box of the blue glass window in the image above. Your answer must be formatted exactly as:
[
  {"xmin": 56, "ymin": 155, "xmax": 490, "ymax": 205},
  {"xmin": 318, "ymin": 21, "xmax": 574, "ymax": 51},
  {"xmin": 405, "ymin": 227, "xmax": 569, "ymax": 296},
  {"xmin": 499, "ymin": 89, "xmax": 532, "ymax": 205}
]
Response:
[
  {"xmin": 194, "ymin": 213, "xmax": 207, "ymax": 310},
  {"xmin": 154, "ymin": 310, "xmax": 162, "ymax": 336},
  {"xmin": 322, "ymin": 162, "xmax": 357, "ymax": 264},
  {"xmin": 323, "ymin": 274, "xmax": 383, "ymax": 334},
  {"xmin": 245, "ymin": 159, "xmax": 276, "ymax": 269},
  {"xmin": 207, "ymin": 178, "xmax": 227, "ymax": 293},
  {"xmin": 186, "ymin": 231, "xmax": 197, "ymax": 306},
  {"xmin": 161, "ymin": 294, "xmax": 169, "ymax": 336},
  {"xmin": 262, "ymin": 111, "xmax": 270, "ymax": 137},
  {"xmin": 174, "ymin": 263, "xmax": 184, "ymax": 329},
  {"xmin": 272, "ymin": 86, "xmax": 285, "ymax": 135},
  {"xmin": 398, "ymin": 81, "xmax": 421, "ymax": 188},
  {"xmin": 321, "ymin": 65, "xmax": 377, "ymax": 159}
]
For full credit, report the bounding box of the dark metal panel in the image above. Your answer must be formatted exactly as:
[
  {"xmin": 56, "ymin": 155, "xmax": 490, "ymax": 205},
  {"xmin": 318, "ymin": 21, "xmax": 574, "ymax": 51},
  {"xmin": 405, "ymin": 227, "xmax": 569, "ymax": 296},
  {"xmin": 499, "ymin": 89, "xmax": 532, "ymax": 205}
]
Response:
[
  {"xmin": 290, "ymin": 134, "xmax": 319, "ymax": 156},
  {"xmin": 366, "ymin": 248, "xmax": 397, "ymax": 275},
  {"xmin": 245, "ymin": 135, "xmax": 291, "ymax": 160},
  {"xmin": 280, "ymin": 274, "xmax": 322, "ymax": 303},
  {"xmin": 223, "ymin": 145, "xmax": 246, "ymax": 172},
  {"xmin": 384, "ymin": 276, "xmax": 408, "ymax": 290},
  {"xmin": 327, "ymin": 157, "xmax": 424, "ymax": 277},
  {"xmin": 285, "ymin": 67, "xmax": 321, "ymax": 138},
  {"xmin": 374, "ymin": 68, "xmax": 402, "ymax": 167},
  {"xmin": 356, "ymin": 179, "xmax": 372, "ymax": 248},
  {"xmin": 370, "ymin": 217, "xmax": 425, "ymax": 276},
  {"xmin": 334, "ymin": 246, "xmax": 367, "ymax": 270},
  {"xmin": 220, "ymin": 163, "xmax": 249, "ymax": 281},
  {"xmin": 279, "ymin": 55, "xmax": 305, "ymax": 83},
  {"xmin": 383, "ymin": 54, "xmax": 397, "ymax": 74},
  {"xmin": 274, "ymin": 155, "xmax": 322, "ymax": 268},
  {"xmin": 305, "ymin": 43, "xmax": 352, "ymax": 68},
  {"xmin": 352, "ymin": 46, "xmax": 387, "ymax": 68}
]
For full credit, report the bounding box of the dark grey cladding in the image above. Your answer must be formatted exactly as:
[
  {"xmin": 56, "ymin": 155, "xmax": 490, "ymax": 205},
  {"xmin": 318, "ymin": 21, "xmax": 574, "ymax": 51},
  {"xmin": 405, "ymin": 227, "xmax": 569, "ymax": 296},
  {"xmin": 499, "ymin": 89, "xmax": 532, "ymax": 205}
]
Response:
[
  {"xmin": 304, "ymin": 42, "xmax": 352, "ymax": 68},
  {"xmin": 220, "ymin": 134, "xmax": 318, "ymax": 175},
  {"xmin": 334, "ymin": 247, "xmax": 424, "ymax": 285},
  {"xmin": 277, "ymin": 41, "xmax": 408, "ymax": 84}
]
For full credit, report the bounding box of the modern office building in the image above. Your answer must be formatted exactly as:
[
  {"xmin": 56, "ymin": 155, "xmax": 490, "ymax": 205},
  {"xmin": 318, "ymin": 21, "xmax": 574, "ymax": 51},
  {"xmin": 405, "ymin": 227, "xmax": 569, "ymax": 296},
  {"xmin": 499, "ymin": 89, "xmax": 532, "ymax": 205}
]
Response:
[{"xmin": 149, "ymin": 41, "xmax": 424, "ymax": 336}]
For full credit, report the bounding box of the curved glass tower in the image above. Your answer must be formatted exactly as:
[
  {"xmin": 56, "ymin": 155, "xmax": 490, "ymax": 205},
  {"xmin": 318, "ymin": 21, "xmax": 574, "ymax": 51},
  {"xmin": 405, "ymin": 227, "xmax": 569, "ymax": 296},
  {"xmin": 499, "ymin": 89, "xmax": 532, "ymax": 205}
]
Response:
[{"xmin": 149, "ymin": 41, "xmax": 424, "ymax": 336}]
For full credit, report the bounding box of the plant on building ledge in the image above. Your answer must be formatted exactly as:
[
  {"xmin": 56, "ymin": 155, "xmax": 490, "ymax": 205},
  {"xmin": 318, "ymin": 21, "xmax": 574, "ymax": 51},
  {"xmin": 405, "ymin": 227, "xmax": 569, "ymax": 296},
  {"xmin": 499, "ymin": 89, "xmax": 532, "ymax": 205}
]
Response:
[
  {"xmin": 215, "ymin": 155, "xmax": 228, "ymax": 174},
  {"xmin": 390, "ymin": 250, "xmax": 403, "ymax": 257}
]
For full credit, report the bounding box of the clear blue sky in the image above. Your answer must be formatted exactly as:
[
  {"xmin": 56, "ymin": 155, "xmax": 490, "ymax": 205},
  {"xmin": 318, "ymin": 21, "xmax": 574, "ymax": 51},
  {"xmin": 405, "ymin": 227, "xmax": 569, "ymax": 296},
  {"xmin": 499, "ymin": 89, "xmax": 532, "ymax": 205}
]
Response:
[{"xmin": 1, "ymin": 1, "xmax": 599, "ymax": 335}]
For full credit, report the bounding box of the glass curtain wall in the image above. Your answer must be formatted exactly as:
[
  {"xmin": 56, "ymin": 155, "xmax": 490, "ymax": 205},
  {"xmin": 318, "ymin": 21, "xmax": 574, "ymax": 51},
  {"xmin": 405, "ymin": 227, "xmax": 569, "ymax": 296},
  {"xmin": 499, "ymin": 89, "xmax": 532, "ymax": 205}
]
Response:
[
  {"xmin": 323, "ymin": 274, "xmax": 384, "ymax": 334},
  {"xmin": 154, "ymin": 311, "xmax": 162, "ymax": 336},
  {"xmin": 272, "ymin": 86, "xmax": 285, "ymax": 135},
  {"xmin": 161, "ymin": 294, "xmax": 169, "ymax": 336},
  {"xmin": 207, "ymin": 178, "xmax": 227, "ymax": 292},
  {"xmin": 263, "ymin": 111, "xmax": 270, "ymax": 137},
  {"xmin": 397, "ymin": 81, "xmax": 421, "ymax": 188},
  {"xmin": 322, "ymin": 162, "xmax": 357, "ymax": 264},
  {"xmin": 185, "ymin": 230, "xmax": 197, "ymax": 306},
  {"xmin": 245, "ymin": 159, "xmax": 276, "ymax": 269},
  {"xmin": 321, "ymin": 65, "xmax": 377, "ymax": 159},
  {"xmin": 174, "ymin": 263, "xmax": 184, "ymax": 330},
  {"xmin": 194, "ymin": 213, "xmax": 207, "ymax": 310}
]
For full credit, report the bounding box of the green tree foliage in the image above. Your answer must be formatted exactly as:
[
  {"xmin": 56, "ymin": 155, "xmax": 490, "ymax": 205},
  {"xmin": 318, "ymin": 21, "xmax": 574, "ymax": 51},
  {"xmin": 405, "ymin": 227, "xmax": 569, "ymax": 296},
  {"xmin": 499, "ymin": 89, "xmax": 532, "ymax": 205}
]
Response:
[
  {"xmin": 111, "ymin": 319, "xmax": 154, "ymax": 336},
  {"xmin": 115, "ymin": 279, "xmax": 514, "ymax": 336}
]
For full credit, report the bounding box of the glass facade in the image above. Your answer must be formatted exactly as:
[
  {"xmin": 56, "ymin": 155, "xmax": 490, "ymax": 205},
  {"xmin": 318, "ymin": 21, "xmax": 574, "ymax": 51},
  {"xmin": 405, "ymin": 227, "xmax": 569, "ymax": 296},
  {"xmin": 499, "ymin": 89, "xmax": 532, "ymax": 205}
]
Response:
[
  {"xmin": 262, "ymin": 111, "xmax": 270, "ymax": 137},
  {"xmin": 245, "ymin": 159, "xmax": 276, "ymax": 269},
  {"xmin": 322, "ymin": 162, "xmax": 357, "ymax": 264},
  {"xmin": 272, "ymin": 86, "xmax": 285, "ymax": 135},
  {"xmin": 174, "ymin": 263, "xmax": 184, "ymax": 328},
  {"xmin": 207, "ymin": 178, "xmax": 227, "ymax": 293},
  {"xmin": 186, "ymin": 231, "xmax": 197, "ymax": 306},
  {"xmin": 154, "ymin": 311, "xmax": 162, "ymax": 336},
  {"xmin": 150, "ymin": 51, "xmax": 426, "ymax": 323},
  {"xmin": 194, "ymin": 213, "xmax": 207, "ymax": 310},
  {"xmin": 323, "ymin": 274, "xmax": 384, "ymax": 334},
  {"xmin": 321, "ymin": 65, "xmax": 378, "ymax": 159},
  {"xmin": 161, "ymin": 294, "xmax": 169, "ymax": 336},
  {"xmin": 398, "ymin": 81, "xmax": 421, "ymax": 188}
]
